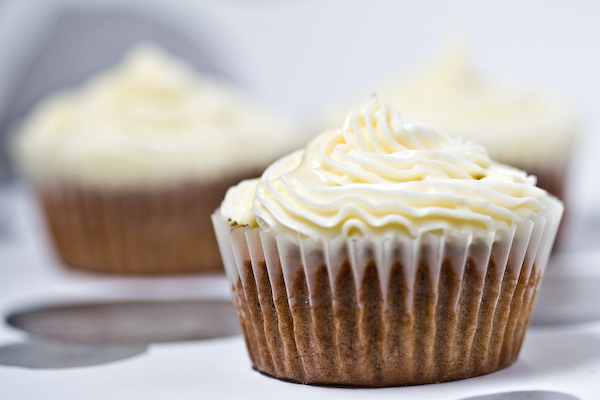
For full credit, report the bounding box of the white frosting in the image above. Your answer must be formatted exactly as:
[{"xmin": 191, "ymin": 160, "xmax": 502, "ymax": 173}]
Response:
[
  {"xmin": 222, "ymin": 97, "xmax": 553, "ymax": 239},
  {"xmin": 325, "ymin": 43, "xmax": 577, "ymax": 168},
  {"xmin": 15, "ymin": 44, "xmax": 299, "ymax": 189}
]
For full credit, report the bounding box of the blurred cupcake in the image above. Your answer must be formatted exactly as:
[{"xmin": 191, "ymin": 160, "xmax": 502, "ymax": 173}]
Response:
[
  {"xmin": 14, "ymin": 44, "xmax": 299, "ymax": 274},
  {"xmin": 213, "ymin": 96, "xmax": 563, "ymax": 386},
  {"xmin": 324, "ymin": 43, "xmax": 578, "ymax": 202}
]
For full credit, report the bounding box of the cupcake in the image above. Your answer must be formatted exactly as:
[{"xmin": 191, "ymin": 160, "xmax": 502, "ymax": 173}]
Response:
[
  {"xmin": 13, "ymin": 44, "xmax": 299, "ymax": 274},
  {"xmin": 212, "ymin": 96, "xmax": 563, "ymax": 386},
  {"xmin": 324, "ymin": 43, "xmax": 578, "ymax": 202}
]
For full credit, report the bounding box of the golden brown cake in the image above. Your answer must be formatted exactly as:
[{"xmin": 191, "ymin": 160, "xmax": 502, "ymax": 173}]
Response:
[
  {"xmin": 213, "ymin": 96, "xmax": 563, "ymax": 386},
  {"xmin": 14, "ymin": 44, "xmax": 299, "ymax": 274}
]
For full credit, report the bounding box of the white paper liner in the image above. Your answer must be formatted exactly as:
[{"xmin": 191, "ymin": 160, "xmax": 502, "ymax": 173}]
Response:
[{"xmin": 212, "ymin": 196, "xmax": 563, "ymax": 386}]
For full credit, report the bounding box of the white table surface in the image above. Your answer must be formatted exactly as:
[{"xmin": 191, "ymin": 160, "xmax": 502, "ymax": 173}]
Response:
[{"xmin": 1, "ymin": 184, "xmax": 599, "ymax": 400}]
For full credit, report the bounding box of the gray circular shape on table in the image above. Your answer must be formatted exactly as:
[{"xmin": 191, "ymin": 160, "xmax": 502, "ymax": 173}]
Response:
[
  {"xmin": 6, "ymin": 299, "xmax": 242, "ymax": 344},
  {"xmin": 460, "ymin": 390, "xmax": 580, "ymax": 400}
]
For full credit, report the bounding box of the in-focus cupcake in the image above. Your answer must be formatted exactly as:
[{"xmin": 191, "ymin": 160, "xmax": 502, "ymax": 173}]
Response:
[
  {"xmin": 213, "ymin": 96, "xmax": 562, "ymax": 386},
  {"xmin": 14, "ymin": 44, "xmax": 299, "ymax": 274},
  {"xmin": 324, "ymin": 43, "xmax": 578, "ymax": 202}
]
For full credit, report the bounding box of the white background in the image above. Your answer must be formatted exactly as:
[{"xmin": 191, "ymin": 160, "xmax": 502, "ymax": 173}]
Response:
[{"xmin": 1, "ymin": 1, "xmax": 600, "ymax": 399}]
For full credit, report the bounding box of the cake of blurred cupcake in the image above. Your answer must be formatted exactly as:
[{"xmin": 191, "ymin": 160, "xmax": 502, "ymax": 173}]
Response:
[
  {"xmin": 13, "ymin": 44, "xmax": 300, "ymax": 274},
  {"xmin": 213, "ymin": 96, "xmax": 563, "ymax": 386},
  {"xmin": 324, "ymin": 42, "xmax": 578, "ymax": 203}
]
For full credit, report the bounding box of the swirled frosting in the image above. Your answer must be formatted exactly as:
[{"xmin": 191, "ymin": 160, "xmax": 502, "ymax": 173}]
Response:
[
  {"xmin": 221, "ymin": 96, "xmax": 551, "ymax": 238},
  {"xmin": 15, "ymin": 44, "xmax": 298, "ymax": 188}
]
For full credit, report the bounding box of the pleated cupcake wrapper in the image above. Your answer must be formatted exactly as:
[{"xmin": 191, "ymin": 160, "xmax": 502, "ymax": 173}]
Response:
[
  {"xmin": 38, "ymin": 182, "xmax": 225, "ymax": 274},
  {"xmin": 212, "ymin": 196, "xmax": 562, "ymax": 386}
]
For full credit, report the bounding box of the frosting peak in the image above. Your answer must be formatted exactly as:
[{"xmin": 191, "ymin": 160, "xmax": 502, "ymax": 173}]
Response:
[
  {"xmin": 413, "ymin": 41, "xmax": 476, "ymax": 91},
  {"xmin": 338, "ymin": 96, "xmax": 490, "ymax": 181},
  {"xmin": 118, "ymin": 44, "xmax": 192, "ymax": 88},
  {"xmin": 222, "ymin": 97, "xmax": 550, "ymax": 239}
]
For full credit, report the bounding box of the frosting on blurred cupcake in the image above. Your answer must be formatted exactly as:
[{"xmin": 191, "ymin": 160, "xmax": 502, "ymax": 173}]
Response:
[
  {"xmin": 15, "ymin": 44, "xmax": 298, "ymax": 189},
  {"xmin": 377, "ymin": 43, "xmax": 578, "ymax": 168}
]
